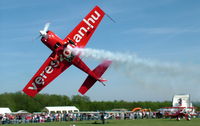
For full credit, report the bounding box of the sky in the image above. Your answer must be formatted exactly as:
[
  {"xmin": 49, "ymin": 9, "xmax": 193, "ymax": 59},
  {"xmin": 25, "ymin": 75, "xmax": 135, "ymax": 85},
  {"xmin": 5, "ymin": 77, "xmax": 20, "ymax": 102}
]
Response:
[{"xmin": 0, "ymin": 0, "xmax": 200, "ymax": 102}]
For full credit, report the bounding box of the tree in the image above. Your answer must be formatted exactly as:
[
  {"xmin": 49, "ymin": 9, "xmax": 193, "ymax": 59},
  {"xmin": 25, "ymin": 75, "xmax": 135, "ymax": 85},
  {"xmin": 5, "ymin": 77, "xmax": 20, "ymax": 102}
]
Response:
[{"xmin": 0, "ymin": 92, "xmax": 198, "ymax": 112}]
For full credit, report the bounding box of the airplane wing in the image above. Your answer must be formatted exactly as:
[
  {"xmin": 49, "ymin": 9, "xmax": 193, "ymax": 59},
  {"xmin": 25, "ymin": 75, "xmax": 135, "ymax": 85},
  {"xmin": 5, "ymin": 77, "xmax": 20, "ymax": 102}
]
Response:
[
  {"xmin": 23, "ymin": 52, "xmax": 72, "ymax": 97},
  {"xmin": 63, "ymin": 6, "xmax": 105, "ymax": 48}
]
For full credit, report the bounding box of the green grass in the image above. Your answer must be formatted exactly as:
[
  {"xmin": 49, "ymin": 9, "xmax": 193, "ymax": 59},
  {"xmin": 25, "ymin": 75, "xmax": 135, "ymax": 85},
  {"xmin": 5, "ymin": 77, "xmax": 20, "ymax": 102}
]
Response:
[{"xmin": 4, "ymin": 119, "xmax": 200, "ymax": 126}]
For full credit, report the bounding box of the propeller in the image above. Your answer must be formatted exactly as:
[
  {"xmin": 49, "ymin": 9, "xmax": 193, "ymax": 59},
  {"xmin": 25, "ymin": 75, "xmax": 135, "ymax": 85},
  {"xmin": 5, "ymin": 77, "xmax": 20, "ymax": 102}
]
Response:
[{"xmin": 39, "ymin": 22, "xmax": 50, "ymax": 39}]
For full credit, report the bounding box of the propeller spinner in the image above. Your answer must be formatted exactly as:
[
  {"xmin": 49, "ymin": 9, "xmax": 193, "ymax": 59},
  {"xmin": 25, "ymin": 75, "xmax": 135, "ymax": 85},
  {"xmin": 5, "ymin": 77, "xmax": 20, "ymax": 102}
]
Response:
[{"xmin": 39, "ymin": 23, "xmax": 50, "ymax": 39}]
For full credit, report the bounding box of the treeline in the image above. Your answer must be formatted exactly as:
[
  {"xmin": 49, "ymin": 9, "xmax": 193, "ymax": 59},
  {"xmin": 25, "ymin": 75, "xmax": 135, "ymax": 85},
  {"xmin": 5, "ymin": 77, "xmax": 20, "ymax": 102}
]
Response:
[{"xmin": 0, "ymin": 92, "xmax": 198, "ymax": 113}]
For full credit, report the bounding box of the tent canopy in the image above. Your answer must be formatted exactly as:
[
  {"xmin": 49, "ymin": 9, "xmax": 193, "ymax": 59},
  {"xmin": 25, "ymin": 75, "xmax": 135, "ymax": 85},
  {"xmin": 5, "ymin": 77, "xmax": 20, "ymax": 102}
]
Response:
[
  {"xmin": 131, "ymin": 107, "xmax": 142, "ymax": 112},
  {"xmin": 0, "ymin": 107, "xmax": 12, "ymax": 114},
  {"xmin": 43, "ymin": 106, "xmax": 79, "ymax": 114}
]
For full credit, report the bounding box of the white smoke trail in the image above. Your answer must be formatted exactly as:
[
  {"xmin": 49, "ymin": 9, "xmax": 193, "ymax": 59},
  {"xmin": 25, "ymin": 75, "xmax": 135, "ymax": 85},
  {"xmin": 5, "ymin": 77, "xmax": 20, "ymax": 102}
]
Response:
[
  {"xmin": 72, "ymin": 48, "xmax": 184, "ymax": 75},
  {"xmin": 72, "ymin": 48, "xmax": 200, "ymax": 100}
]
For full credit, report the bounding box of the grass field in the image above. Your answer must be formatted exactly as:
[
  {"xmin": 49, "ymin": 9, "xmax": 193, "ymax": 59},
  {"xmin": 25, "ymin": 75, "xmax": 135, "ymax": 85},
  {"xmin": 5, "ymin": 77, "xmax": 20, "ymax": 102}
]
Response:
[{"xmin": 4, "ymin": 119, "xmax": 200, "ymax": 126}]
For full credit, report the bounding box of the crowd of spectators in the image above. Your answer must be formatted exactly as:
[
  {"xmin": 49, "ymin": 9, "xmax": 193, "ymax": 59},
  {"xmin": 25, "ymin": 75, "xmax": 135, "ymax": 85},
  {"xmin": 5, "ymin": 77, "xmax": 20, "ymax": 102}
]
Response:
[{"xmin": 0, "ymin": 111, "xmax": 200, "ymax": 125}]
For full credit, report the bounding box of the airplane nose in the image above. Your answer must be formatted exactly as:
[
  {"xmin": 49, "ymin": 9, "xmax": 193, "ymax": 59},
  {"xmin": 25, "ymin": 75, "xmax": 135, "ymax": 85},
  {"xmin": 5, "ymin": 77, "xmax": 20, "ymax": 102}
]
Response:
[
  {"xmin": 39, "ymin": 30, "xmax": 48, "ymax": 39},
  {"xmin": 39, "ymin": 30, "xmax": 46, "ymax": 36}
]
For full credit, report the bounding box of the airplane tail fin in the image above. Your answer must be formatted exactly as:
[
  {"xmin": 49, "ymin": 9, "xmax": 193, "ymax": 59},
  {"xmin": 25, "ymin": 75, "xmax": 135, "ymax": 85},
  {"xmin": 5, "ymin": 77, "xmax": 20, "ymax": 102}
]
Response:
[{"xmin": 78, "ymin": 60, "xmax": 112, "ymax": 95}]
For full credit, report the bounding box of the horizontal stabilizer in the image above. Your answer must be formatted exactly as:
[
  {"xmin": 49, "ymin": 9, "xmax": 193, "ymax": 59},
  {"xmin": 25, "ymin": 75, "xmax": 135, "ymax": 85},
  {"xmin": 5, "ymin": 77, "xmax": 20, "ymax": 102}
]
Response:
[{"xmin": 78, "ymin": 60, "xmax": 112, "ymax": 95}]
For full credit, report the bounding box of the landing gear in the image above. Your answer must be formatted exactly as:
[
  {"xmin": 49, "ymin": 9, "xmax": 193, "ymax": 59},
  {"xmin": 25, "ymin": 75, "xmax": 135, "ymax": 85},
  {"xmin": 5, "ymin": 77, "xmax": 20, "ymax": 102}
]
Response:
[
  {"xmin": 185, "ymin": 114, "xmax": 191, "ymax": 121},
  {"xmin": 68, "ymin": 40, "xmax": 76, "ymax": 46},
  {"xmin": 187, "ymin": 117, "xmax": 191, "ymax": 121},
  {"xmin": 176, "ymin": 116, "xmax": 181, "ymax": 121}
]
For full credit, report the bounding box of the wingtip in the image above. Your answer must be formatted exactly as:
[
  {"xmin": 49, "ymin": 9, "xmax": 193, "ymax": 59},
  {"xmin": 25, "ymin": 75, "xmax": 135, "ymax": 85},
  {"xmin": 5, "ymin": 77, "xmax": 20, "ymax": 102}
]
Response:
[
  {"xmin": 78, "ymin": 87, "xmax": 87, "ymax": 95},
  {"xmin": 103, "ymin": 60, "xmax": 112, "ymax": 66},
  {"xmin": 98, "ymin": 78, "xmax": 107, "ymax": 82}
]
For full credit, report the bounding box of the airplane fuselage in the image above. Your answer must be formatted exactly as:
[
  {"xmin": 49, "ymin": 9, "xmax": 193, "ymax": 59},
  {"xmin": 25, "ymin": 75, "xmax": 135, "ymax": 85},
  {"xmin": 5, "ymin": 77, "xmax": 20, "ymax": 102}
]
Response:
[{"xmin": 40, "ymin": 31, "xmax": 101, "ymax": 82}]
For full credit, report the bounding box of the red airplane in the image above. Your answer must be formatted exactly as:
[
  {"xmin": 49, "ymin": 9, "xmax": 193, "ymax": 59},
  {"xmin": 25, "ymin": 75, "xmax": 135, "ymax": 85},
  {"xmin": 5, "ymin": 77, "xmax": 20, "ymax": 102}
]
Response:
[
  {"xmin": 23, "ymin": 6, "xmax": 112, "ymax": 97},
  {"xmin": 161, "ymin": 107, "xmax": 196, "ymax": 121}
]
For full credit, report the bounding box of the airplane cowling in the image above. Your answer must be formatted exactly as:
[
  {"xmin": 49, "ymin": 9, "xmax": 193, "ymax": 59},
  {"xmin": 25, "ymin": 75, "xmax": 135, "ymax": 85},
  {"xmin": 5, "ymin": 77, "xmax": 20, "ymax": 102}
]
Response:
[{"xmin": 41, "ymin": 31, "xmax": 64, "ymax": 51}]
